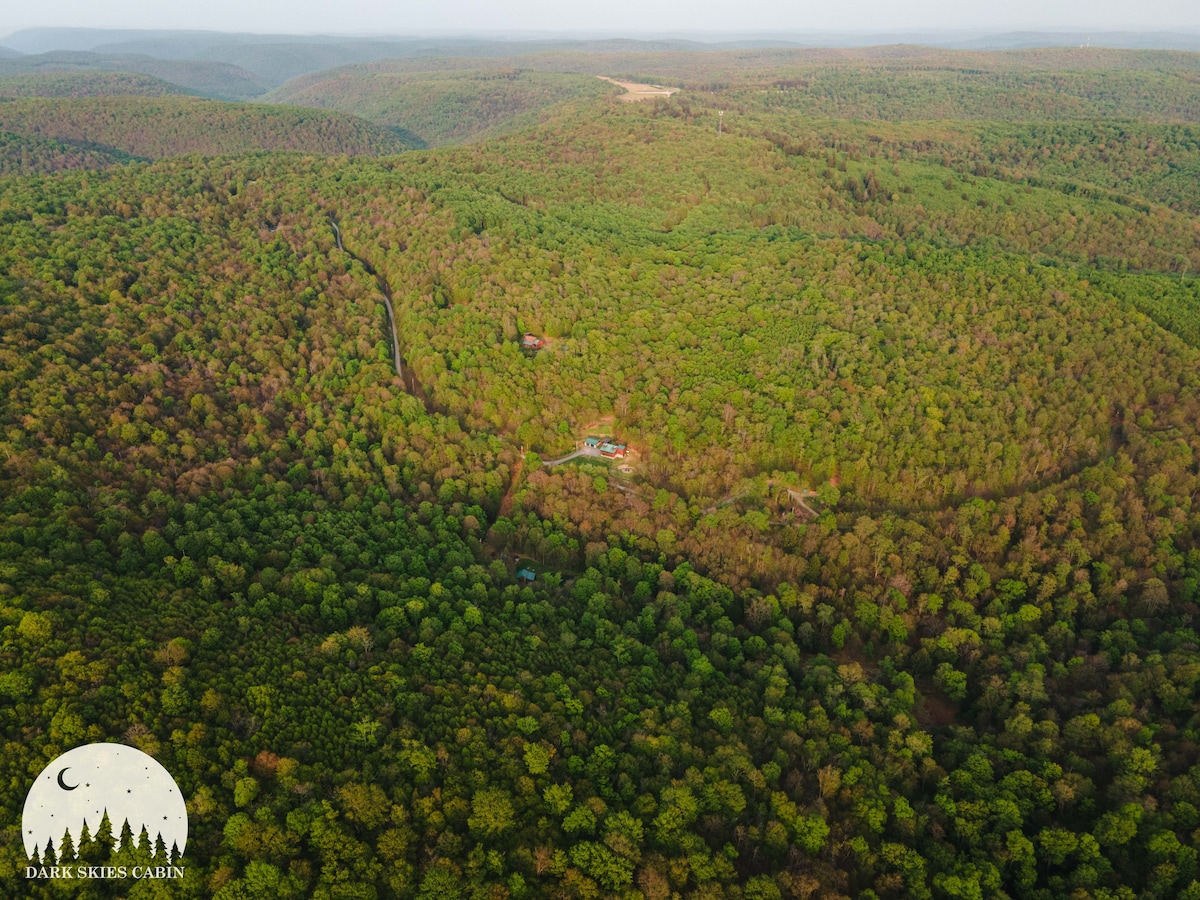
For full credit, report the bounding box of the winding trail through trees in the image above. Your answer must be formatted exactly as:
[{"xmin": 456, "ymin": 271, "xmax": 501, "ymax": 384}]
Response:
[
  {"xmin": 327, "ymin": 215, "xmax": 533, "ymax": 520},
  {"xmin": 329, "ymin": 218, "xmax": 402, "ymax": 380},
  {"xmin": 703, "ymin": 480, "xmax": 821, "ymax": 517},
  {"xmin": 322, "ymin": 221, "xmax": 825, "ymax": 523},
  {"xmin": 328, "ymin": 217, "xmax": 441, "ymax": 414}
]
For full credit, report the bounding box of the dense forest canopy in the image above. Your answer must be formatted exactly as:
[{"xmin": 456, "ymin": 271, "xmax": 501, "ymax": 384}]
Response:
[
  {"xmin": 0, "ymin": 51, "xmax": 270, "ymax": 101},
  {"xmin": 0, "ymin": 130, "xmax": 134, "ymax": 176},
  {"xmin": 0, "ymin": 71, "xmax": 188, "ymax": 98},
  {"xmin": 0, "ymin": 45, "xmax": 1199, "ymax": 900},
  {"xmin": 264, "ymin": 68, "xmax": 618, "ymax": 148},
  {"xmin": 0, "ymin": 96, "xmax": 410, "ymax": 159}
]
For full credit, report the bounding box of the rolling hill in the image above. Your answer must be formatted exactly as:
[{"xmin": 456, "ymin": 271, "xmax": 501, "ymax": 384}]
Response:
[
  {"xmin": 0, "ymin": 50, "xmax": 268, "ymax": 100},
  {"xmin": 0, "ymin": 71, "xmax": 187, "ymax": 98},
  {"xmin": 712, "ymin": 58, "xmax": 1200, "ymax": 122},
  {"xmin": 261, "ymin": 45, "xmax": 1200, "ymax": 150},
  {"xmin": 101, "ymin": 37, "xmax": 486, "ymax": 86},
  {"xmin": 0, "ymin": 96, "xmax": 410, "ymax": 158},
  {"xmin": 266, "ymin": 66, "xmax": 617, "ymax": 147},
  {"xmin": 0, "ymin": 130, "xmax": 132, "ymax": 175},
  {"xmin": 1, "ymin": 29, "xmax": 723, "ymax": 88}
]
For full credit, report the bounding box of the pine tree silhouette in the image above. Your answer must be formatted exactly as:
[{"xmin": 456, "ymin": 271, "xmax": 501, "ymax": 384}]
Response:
[
  {"xmin": 43, "ymin": 837, "xmax": 57, "ymax": 866},
  {"xmin": 95, "ymin": 811, "xmax": 116, "ymax": 860},
  {"xmin": 77, "ymin": 819, "xmax": 97, "ymax": 863},
  {"xmin": 29, "ymin": 847, "xmax": 41, "ymax": 867},
  {"xmin": 153, "ymin": 832, "xmax": 168, "ymax": 860},
  {"xmin": 116, "ymin": 819, "xmax": 134, "ymax": 854},
  {"xmin": 132, "ymin": 825, "xmax": 154, "ymax": 867},
  {"xmin": 111, "ymin": 818, "xmax": 139, "ymax": 869},
  {"xmin": 58, "ymin": 828, "xmax": 75, "ymax": 862}
]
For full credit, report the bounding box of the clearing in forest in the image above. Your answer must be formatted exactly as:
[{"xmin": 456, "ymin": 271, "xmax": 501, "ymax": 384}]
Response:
[{"xmin": 598, "ymin": 76, "xmax": 677, "ymax": 101}]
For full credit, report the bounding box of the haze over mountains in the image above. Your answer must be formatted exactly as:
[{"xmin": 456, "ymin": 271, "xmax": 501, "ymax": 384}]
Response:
[
  {"xmin": 4, "ymin": 27, "xmax": 1200, "ymax": 88},
  {"xmin": 4, "ymin": 26, "xmax": 1200, "ymax": 107},
  {"xmin": 5, "ymin": 25, "xmax": 1200, "ymax": 159}
]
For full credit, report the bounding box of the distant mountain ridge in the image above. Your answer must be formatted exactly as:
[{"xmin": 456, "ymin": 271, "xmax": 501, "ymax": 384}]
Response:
[
  {"xmin": 2, "ymin": 32, "xmax": 739, "ymax": 88},
  {"xmin": 0, "ymin": 96, "xmax": 410, "ymax": 158},
  {"xmin": 6, "ymin": 26, "xmax": 1200, "ymax": 56},
  {"xmin": 0, "ymin": 50, "xmax": 267, "ymax": 100},
  {"xmin": 265, "ymin": 67, "xmax": 616, "ymax": 147},
  {"xmin": 950, "ymin": 30, "xmax": 1200, "ymax": 52},
  {"xmin": 0, "ymin": 71, "xmax": 188, "ymax": 98},
  {"xmin": 3, "ymin": 28, "xmax": 1199, "ymax": 97}
]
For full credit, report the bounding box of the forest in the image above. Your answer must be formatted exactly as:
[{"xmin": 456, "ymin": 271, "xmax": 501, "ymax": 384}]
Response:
[
  {"xmin": 0, "ymin": 51, "xmax": 270, "ymax": 102},
  {"xmin": 0, "ymin": 130, "xmax": 132, "ymax": 177},
  {"xmin": 0, "ymin": 44, "xmax": 1199, "ymax": 900},
  {"xmin": 263, "ymin": 68, "xmax": 616, "ymax": 148},
  {"xmin": 0, "ymin": 72, "xmax": 187, "ymax": 99},
  {"xmin": 0, "ymin": 96, "xmax": 409, "ymax": 160}
]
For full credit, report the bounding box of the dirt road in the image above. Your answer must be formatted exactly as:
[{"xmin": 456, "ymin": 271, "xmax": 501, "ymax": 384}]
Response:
[
  {"xmin": 598, "ymin": 76, "xmax": 677, "ymax": 101},
  {"xmin": 542, "ymin": 447, "xmax": 604, "ymax": 466}
]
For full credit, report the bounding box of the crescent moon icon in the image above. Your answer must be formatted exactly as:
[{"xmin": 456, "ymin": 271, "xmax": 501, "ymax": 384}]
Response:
[{"xmin": 57, "ymin": 768, "xmax": 78, "ymax": 791}]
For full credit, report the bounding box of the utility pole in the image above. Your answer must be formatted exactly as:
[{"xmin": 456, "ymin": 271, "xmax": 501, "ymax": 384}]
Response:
[{"xmin": 718, "ymin": 110, "xmax": 724, "ymax": 135}]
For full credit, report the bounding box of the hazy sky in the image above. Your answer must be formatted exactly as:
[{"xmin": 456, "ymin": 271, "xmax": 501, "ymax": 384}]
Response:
[{"xmin": 4, "ymin": 0, "xmax": 1200, "ymax": 39}]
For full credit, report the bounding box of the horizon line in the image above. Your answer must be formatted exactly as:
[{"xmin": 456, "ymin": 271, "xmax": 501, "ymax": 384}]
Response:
[{"xmin": 6, "ymin": 25, "xmax": 1200, "ymax": 42}]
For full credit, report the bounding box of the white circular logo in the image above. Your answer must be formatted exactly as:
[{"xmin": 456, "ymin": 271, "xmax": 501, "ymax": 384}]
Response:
[{"xmin": 22, "ymin": 743, "xmax": 188, "ymax": 863}]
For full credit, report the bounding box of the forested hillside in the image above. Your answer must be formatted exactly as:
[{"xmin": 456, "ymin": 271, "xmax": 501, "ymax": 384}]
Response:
[
  {"xmin": 320, "ymin": 102, "xmax": 1200, "ymax": 506},
  {"xmin": 0, "ymin": 71, "xmax": 187, "ymax": 98},
  {"xmin": 266, "ymin": 68, "xmax": 616, "ymax": 147},
  {"xmin": 0, "ymin": 96, "xmax": 409, "ymax": 158},
  {"xmin": 721, "ymin": 64, "xmax": 1200, "ymax": 122},
  {"xmin": 1, "ymin": 49, "xmax": 1199, "ymax": 900},
  {"xmin": 0, "ymin": 51, "xmax": 268, "ymax": 100},
  {"xmin": 717, "ymin": 116, "xmax": 1200, "ymax": 216},
  {"xmin": 0, "ymin": 130, "xmax": 132, "ymax": 176},
  {"xmin": 380, "ymin": 45, "xmax": 1200, "ymax": 108}
]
